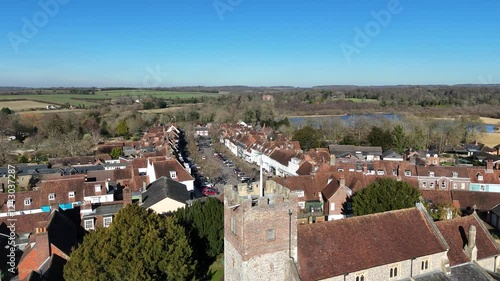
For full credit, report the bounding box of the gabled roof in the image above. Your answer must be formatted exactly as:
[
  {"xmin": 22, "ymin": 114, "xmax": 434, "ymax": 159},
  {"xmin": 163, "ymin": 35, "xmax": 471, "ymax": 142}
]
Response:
[
  {"xmin": 452, "ymin": 190, "xmax": 500, "ymax": 211},
  {"xmin": 436, "ymin": 214, "xmax": 500, "ymax": 266},
  {"xmin": 382, "ymin": 149, "xmax": 403, "ymax": 159},
  {"xmin": 153, "ymin": 159, "xmax": 194, "ymax": 182},
  {"xmin": 141, "ymin": 177, "xmax": 190, "ymax": 209},
  {"xmin": 298, "ymin": 206, "xmax": 448, "ymax": 281}
]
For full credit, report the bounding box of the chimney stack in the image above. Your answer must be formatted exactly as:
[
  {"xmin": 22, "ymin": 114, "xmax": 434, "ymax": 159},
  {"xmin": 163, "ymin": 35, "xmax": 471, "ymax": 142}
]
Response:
[
  {"xmin": 329, "ymin": 154, "xmax": 336, "ymax": 166},
  {"xmin": 362, "ymin": 163, "xmax": 368, "ymax": 174},
  {"xmin": 464, "ymin": 225, "xmax": 478, "ymax": 261},
  {"xmin": 486, "ymin": 159, "xmax": 494, "ymax": 173},
  {"xmin": 123, "ymin": 186, "xmax": 132, "ymax": 207},
  {"xmin": 339, "ymin": 175, "xmax": 345, "ymax": 187}
]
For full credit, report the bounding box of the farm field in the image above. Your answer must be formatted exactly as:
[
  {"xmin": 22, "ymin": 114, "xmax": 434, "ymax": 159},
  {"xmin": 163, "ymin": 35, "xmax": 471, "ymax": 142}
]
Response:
[
  {"xmin": 0, "ymin": 90, "xmax": 220, "ymax": 109},
  {"xmin": 0, "ymin": 100, "xmax": 50, "ymax": 111},
  {"xmin": 479, "ymin": 132, "xmax": 500, "ymax": 147},
  {"xmin": 0, "ymin": 94, "xmax": 104, "ymax": 107}
]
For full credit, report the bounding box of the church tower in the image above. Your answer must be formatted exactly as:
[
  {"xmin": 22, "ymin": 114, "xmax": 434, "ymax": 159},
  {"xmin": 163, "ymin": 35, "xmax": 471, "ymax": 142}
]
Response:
[{"xmin": 224, "ymin": 183, "xmax": 298, "ymax": 281}]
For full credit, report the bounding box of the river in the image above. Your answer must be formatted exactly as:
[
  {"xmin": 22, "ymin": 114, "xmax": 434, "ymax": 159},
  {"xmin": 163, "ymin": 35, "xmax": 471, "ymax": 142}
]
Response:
[{"xmin": 288, "ymin": 114, "xmax": 498, "ymax": 133}]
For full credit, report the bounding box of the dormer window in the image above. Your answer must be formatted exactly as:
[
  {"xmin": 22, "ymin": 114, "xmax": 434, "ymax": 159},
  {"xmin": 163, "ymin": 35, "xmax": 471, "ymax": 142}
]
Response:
[
  {"xmin": 24, "ymin": 198, "xmax": 32, "ymax": 206},
  {"xmin": 429, "ymin": 171, "xmax": 434, "ymax": 177},
  {"xmin": 170, "ymin": 171, "xmax": 177, "ymax": 179},
  {"xmin": 68, "ymin": 191, "xmax": 75, "ymax": 198},
  {"xmin": 296, "ymin": 190, "xmax": 305, "ymax": 197},
  {"xmin": 452, "ymin": 172, "xmax": 458, "ymax": 178},
  {"xmin": 337, "ymin": 168, "xmax": 344, "ymax": 172},
  {"xmin": 48, "ymin": 193, "xmax": 56, "ymax": 200},
  {"xmin": 477, "ymin": 173, "xmax": 484, "ymax": 181},
  {"xmin": 377, "ymin": 170, "xmax": 384, "ymax": 175},
  {"xmin": 95, "ymin": 184, "xmax": 102, "ymax": 192},
  {"xmin": 404, "ymin": 170, "xmax": 411, "ymax": 176}
]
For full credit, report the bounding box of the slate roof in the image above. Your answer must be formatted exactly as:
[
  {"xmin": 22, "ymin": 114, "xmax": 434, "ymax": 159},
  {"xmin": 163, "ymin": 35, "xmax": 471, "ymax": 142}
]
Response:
[
  {"xmin": 382, "ymin": 149, "xmax": 403, "ymax": 159},
  {"xmin": 414, "ymin": 263, "xmax": 495, "ymax": 281},
  {"xmin": 298, "ymin": 207, "xmax": 448, "ymax": 281},
  {"xmin": 329, "ymin": 145, "xmax": 383, "ymax": 156},
  {"xmin": 436, "ymin": 214, "xmax": 500, "ymax": 266},
  {"xmin": 83, "ymin": 203, "xmax": 124, "ymax": 218},
  {"xmin": 141, "ymin": 177, "xmax": 190, "ymax": 209}
]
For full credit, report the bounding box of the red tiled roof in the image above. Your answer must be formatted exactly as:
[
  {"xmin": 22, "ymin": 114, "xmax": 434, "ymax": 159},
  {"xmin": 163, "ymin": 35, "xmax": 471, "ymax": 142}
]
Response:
[
  {"xmin": 420, "ymin": 190, "xmax": 453, "ymax": 205},
  {"xmin": 451, "ymin": 191, "xmax": 500, "ymax": 211},
  {"xmin": 0, "ymin": 212, "xmax": 51, "ymax": 233},
  {"xmin": 298, "ymin": 207, "xmax": 447, "ymax": 281},
  {"xmin": 153, "ymin": 159, "xmax": 194, "ymax": 183},
  {"xmin": 436, "ymin": 214, "xmax": 500, "ymax": 266}
]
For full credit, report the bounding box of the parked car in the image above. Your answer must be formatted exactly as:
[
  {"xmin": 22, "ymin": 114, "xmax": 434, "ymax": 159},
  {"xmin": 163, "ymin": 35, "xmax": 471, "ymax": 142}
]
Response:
[
  {"xmin": 240, "ymin": 176, "xmax": 250, "ymax": 182},
  {"xmin": 203, "ymin": 187, "xmax": 219, "ymax": 196}
]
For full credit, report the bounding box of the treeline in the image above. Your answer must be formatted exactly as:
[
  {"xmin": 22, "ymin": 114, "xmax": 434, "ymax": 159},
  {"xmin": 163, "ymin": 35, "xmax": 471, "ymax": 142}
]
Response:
[{"xmin": 290, "ymin": 114, "xmax": 486, "ymax": 154}]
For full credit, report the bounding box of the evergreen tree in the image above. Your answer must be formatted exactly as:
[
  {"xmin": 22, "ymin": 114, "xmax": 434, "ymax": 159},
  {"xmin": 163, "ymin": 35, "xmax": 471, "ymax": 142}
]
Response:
[
  {"xmin": 292, "ymin": 126, "xmax": 324, "ymax": 151},
  {"xmin": 64, "ymin": 205, "xmax": 196, "ymax": 281},
  {"xmin": 352, "ymin": 178, "xmax": 421, "ymax": 216}
]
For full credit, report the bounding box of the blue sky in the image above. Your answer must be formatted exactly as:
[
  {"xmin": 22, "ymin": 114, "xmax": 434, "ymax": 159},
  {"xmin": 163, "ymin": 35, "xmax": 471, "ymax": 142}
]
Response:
[{"xmin": 1, "ymin": 0, "xmax": 499, "ymax": 87}]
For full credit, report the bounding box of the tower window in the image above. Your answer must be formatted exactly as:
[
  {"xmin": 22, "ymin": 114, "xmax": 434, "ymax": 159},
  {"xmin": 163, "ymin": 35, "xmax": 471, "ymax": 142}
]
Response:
[
  {"xmin": 231, "ymin": 217, "xmax": 236, "ymax": 235},
  {"xmin": 421, "ymin": 259, "xmax": 429, "ymax": 271},
  {"xmin": 266, "ymin": 229, "xmax": 275, "ymax": 241}
]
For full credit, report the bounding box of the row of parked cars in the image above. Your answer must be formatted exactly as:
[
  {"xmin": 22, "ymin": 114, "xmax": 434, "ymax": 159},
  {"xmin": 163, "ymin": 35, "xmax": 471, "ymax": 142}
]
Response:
[
  {"xmin": 233, "ymin": 167, "xmax": 255, "ymax": 184},
  {"xmin": 214, "ymin": 152, "xmax": 234, "ymax": 167}
]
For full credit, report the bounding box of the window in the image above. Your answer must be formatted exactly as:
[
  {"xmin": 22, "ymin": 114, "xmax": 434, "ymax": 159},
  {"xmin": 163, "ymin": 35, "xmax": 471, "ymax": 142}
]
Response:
[
  {"xmin": 84, "ymin": 219, "xmax": 94, "ymax": 230},
  {"xmin": 24, "ymin": 198, "xmax": 32, "ymax": 206},
  {"xmin": 266, "ymin": 229, "xmax": 275, "ymax": 241},
  {"xmin": 377, "ymin": 170, "xmax": 384, "ymax": 175},
  {"xmin": 355, "ymin": 273, "xmax": 365, "ymax": 281},
  {"xmin": 441, "ymin": 181, "xmax": 446, "ymax": 189},
  {"xmin": 296, "ymin": 190, "xmax": 305, "ymax": 197},
  {"xmin": 404, "ymin": 170, "xmax": 411, "ymax": 176},
  {"xmin": 68, "ymin": 191, "xmax": 75, "ymax": 198},
  {"xmin": 477, "ymin": 174, "xmax": 484, "ymax": 181},
  {"xmin": 337, "ymin": 168, "xmax": 344, "ymax": 172},
  {"xmin": 298, "ymin": 202, "xmax": 305, "ymax": 209},
  {"xmin": 452, "ymin": 172, "xmax": 458, "ymax": 178},
  {"xmin": 94, "ymin": 184, "xmax": 101, "ymax": 192},
  {"xmin": 453, "ymin": 183, "xmax": 458, "ymax": 189},
  {"xmin": 422, "ymin": 181, "xmax": 427, "ymax": 188},
  {"xmin": 48, "ymin": 193, "xmax": 56, "ymax": 200},
  {"xmin": 170, "ymin": 171, "xmax": 177, "ymax": 178},
  {"xmin": 330, "ymin": 203, "xmax": 335, "ymax": 211},
  {"xmin": 421, "ymin": 259, "xmax": 429, "ymax": 271},
  {"xmin": 389, "ymin": 265, "xmax": 400, "ymax": 278},
  {"xmin": 231, "ymin": 217, "xmax": 236, "ymax": 235},
  {"xmin": 103, "ymin": 216, "xmax": 113, "ymax": 228},
  {"xmin": 392, "ymin": 170, "xmax": 397, "ymax": 176},
  {"xmin": 429, "ymin": 171, "xmax": 435, "ymax": 177},
  {"xmin": 429, "ymin": 182, "xmax": 434, "ymax": 189},
  {"xmin": 433, "ymin": 160, "xmax": 437, "ymax": 165}
]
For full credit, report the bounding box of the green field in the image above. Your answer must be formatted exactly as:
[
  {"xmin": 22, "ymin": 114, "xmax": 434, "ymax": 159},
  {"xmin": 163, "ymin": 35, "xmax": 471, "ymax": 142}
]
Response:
[
  {"xmin": 333, "ymin": 97, "xmax": 379, "ymax": 103},
  {"xmin": 0, "ymin": 89, "xmax": 221, "ymax": 108}
]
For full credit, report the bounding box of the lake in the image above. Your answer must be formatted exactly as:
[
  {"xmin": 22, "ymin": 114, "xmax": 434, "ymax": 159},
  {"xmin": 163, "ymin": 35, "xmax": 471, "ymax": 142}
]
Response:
[{"xmin": 288, "ymin": 114, "xmax": 497, "ymax": 133}]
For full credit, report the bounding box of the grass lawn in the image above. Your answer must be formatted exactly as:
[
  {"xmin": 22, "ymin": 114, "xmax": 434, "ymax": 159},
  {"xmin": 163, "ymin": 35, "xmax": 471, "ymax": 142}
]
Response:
[{"xmin": 208, "ymin": 255, "xmax": 224, "ymax": 281}]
